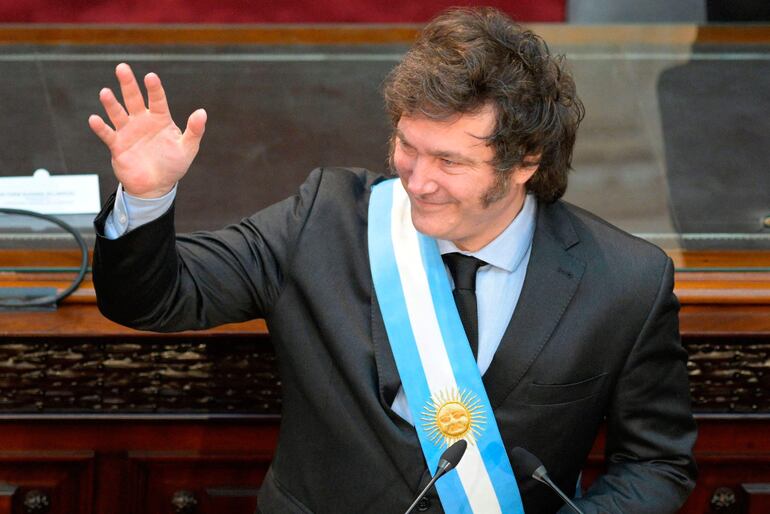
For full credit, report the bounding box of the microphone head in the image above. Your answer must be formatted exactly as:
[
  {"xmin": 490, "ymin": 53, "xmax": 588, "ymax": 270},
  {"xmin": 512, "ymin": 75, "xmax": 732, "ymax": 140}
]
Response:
[
  {"xmin": 438, "ymin": 439, "xmax": 468, "ymax": 472},
  {"xmin": 509, "ymin": 446, "xmax": 548, "ymax": 481}
]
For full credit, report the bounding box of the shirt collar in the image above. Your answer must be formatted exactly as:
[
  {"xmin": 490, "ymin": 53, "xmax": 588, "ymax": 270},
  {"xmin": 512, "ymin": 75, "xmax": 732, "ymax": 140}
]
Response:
[{"xmin": 437, "ymin": 194, "xmax": 537, "ymax": 273}]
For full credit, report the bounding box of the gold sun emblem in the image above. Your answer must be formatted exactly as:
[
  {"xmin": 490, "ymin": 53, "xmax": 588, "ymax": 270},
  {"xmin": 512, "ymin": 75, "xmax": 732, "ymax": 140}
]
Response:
[{"xmin": 421, "ymin": 387, "xmax": 487, "ymax": 448}]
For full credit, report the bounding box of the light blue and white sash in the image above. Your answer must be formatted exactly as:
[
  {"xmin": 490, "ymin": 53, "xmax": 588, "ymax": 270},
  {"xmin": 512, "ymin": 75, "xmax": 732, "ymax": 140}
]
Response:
[{"xmin": 368, "ymin": 178, "xmax": 524, "ymax": 514}]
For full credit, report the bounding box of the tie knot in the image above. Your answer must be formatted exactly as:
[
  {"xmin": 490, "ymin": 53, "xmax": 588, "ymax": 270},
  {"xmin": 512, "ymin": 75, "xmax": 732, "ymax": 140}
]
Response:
[{"xmin": 442, "ymin": 253, "xmax": 486, "ymax": 291}]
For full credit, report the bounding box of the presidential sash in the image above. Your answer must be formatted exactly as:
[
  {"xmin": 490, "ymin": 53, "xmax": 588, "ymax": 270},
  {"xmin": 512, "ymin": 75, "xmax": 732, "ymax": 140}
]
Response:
[{"xmin": 368, "ymin": 178, "xmax": 524, "ymax": 514}]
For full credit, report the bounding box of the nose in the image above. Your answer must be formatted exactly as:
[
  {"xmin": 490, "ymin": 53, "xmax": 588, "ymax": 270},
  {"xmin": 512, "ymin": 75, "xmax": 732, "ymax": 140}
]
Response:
[{"xmin": 403, "ymin": 157, "xmax": 439, "ymax": 196}]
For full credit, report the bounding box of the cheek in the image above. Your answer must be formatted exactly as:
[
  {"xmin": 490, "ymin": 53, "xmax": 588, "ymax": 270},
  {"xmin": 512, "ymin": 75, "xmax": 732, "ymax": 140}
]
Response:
[{"xmin": 440, "ymin": 179, "xmax": 476, "ymax": 206}]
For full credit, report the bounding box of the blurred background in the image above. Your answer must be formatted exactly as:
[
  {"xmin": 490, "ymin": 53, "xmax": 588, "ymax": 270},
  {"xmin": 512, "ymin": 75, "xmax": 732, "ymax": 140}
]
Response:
[{"xmin": 1, "ymin": 0, "xmax": 769, "ymax": 252}]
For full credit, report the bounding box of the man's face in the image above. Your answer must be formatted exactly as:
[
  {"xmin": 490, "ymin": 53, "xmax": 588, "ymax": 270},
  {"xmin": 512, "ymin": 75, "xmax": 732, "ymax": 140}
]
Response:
[{"xmin": 391, "ymin": 104, "xmax": 537, "ymax": 251}]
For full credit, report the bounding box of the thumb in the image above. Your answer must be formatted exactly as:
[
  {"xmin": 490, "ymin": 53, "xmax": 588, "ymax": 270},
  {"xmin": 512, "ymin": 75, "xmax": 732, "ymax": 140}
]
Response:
[{"xmin": 182, "ymin": 108, "xmax": 207, "ymax": 150}]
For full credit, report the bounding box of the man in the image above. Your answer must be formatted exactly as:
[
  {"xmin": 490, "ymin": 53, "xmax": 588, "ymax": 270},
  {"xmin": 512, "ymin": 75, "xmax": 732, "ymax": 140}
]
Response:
[{"xmin": 89, "ymin": 7, "xmax": 697, "ymax": 514}]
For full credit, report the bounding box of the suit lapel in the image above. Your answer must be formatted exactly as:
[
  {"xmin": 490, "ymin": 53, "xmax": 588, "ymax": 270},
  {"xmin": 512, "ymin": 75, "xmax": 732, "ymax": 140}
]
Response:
[{"xmin": 483, "ymin": 201, "xmax": 585, "ymax": 408}]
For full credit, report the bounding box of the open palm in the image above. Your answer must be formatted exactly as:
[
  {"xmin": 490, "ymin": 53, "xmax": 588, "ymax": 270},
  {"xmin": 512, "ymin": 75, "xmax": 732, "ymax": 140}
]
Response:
[{"xmin": 89, "ymin": 63, "xmax": 207, "ymax": 199}]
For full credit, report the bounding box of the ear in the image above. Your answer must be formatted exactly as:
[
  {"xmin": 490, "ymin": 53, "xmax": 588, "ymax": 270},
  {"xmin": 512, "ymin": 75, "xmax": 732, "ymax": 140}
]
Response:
[{"xmin": 510, "ymin": 154, "xmax": 541, "ymax": 185}]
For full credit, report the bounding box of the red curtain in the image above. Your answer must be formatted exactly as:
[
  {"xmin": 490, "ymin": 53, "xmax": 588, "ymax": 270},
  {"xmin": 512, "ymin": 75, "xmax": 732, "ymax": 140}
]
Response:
[{"xmin": 0, "ymin": 0, "xmax": 565, "ymax": 23}]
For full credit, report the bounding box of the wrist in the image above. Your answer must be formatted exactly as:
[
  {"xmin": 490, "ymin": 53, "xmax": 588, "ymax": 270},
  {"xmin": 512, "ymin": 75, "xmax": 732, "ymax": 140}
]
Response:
[{"xmin": 122, "ymin": 183, "xmax": 177, "ymax": 201}]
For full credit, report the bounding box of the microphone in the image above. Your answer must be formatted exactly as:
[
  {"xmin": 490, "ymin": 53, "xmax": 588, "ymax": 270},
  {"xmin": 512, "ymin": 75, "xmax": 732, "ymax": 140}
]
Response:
[
  {"xmin": 404, "ymin": 439, "xmax": 468, "ymax": 514},
  {"xmin": 510, "ymin": 447, "xmax": 584, "ymax": 514}
]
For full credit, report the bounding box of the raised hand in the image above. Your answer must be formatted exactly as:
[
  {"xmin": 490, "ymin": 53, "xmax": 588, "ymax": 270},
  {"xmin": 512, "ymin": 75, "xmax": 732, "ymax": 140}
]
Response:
[{"xmin": 88, "ymin": 63, "xmax": 207, "ymax": 198}]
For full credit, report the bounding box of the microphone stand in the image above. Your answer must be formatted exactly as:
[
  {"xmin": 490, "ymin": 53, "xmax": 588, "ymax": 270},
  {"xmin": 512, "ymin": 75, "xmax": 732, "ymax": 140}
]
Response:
[{"xmin": 404, "ymin": 440, "xmax": 467, "ymax": 514}]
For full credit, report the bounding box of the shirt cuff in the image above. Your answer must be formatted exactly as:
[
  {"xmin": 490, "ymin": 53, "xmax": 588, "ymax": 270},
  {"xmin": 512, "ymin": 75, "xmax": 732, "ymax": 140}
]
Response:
[{"xmin": 103, "ymin": 183, "xmax": 177, "ymax": 239}]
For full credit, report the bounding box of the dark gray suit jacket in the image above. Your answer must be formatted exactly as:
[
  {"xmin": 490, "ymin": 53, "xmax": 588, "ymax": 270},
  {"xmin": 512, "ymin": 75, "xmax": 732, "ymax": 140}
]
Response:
[{"xmin": 93, "ymin": 167, "xmax": 697, "ymax": 514}]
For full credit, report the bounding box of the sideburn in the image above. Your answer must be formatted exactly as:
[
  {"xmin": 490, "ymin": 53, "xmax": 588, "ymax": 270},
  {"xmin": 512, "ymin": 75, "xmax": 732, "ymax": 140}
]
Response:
[{"xmin": 480, "ymin": 170, "xmax": 512, "ymax": 208}]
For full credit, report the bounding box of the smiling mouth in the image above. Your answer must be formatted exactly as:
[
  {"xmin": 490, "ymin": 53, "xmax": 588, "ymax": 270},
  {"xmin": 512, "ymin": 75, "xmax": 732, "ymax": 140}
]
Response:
[
  {"xmin": 410, "ymin": 195, "xmax": 450, "ymax": 207},
  {"xmin": 411, "ymin": 201, "xmax": 447, "ymax": 214}
]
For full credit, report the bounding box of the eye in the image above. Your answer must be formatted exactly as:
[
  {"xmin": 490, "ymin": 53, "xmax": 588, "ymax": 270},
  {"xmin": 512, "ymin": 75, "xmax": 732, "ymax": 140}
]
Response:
[{"xmin": 440, "ymin": 158, "xmax": 457, "ymax": 167}]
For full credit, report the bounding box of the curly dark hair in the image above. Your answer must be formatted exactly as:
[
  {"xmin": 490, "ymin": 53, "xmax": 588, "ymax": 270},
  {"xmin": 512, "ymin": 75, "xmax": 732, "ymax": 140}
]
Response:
[{"xmin": 382, "ymin": 7, "xmax": 584, "ymax": 203}]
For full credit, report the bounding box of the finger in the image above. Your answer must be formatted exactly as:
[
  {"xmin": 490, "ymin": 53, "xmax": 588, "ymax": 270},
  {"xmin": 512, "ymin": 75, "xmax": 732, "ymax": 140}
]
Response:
[
  {"xmin": 98, "ymin": 87, "xmax": 129, "ymax": 129},
  {"xmin": 115, "ymin": 62, "xmax": 147, "ymax": 115},
  {"xmin": 88, "ymin": 114, "xmax": 116, "ymax": 147},
  {"xmin": 145, "ymin": 72, "xmax": 171, "ymax": 116},
  {"xmin": 182, "ymin": 108, "xmax": 207, "ymax": 151}
]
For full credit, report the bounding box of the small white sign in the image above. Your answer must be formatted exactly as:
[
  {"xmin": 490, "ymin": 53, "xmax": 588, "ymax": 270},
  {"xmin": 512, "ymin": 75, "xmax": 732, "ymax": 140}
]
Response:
[{"xmin": 0, "ymin": 169, "xmax": 101, "ymax": 214}]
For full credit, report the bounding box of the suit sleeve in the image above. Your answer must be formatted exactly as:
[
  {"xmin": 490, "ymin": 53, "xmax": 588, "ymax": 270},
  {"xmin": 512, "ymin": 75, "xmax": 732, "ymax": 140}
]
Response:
[
  {"xmin": 92, "ymin": 169, "xmax": 324, "ymax": 332},
  {"xmin": 560, "ymin": 257, "xmax": 698, "ymax": 514}
]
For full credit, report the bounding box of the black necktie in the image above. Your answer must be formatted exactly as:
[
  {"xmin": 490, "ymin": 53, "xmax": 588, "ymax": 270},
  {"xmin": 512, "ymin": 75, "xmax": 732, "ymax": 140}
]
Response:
[{"xmin": 442, "ymin": 253, "xmax": 486, "ymax": 359}]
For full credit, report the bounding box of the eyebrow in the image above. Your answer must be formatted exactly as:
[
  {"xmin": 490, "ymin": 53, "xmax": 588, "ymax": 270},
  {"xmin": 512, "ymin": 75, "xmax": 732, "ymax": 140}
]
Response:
[{"xmin": 395, "ymin": 129, "xmax": 481, "ymax": 166}]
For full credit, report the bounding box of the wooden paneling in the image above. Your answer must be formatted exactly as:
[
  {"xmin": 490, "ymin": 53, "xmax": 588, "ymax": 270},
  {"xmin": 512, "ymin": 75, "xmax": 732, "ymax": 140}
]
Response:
[
  {"xmin": 0, "ymin": 451, "xmax": 94, "ymax": 514},
  {"xmin": 582, "ymin": 418, "xmax": 770, "ymax": 514},
  {"xmin": 1, "ymin": 248, "xmax": 769, "ymax": 335},
  {"xmin": 2, "ymin": 25, "xmax": 770, "ymax": 46},
  {"xmin": 0, "ymin": 304, "xmax": 266, "ymax": 337},
  {"xmin": 128, "ymin": 452, "xmax": 269, "ymax": 514},
  {"xmin": 0, "ymin": 483, "xmax": 16, "ymax": 514},
  {"xmin": 0, "ymin": 417, "xmax": 762, "ymax": 513},
  {"xmin": 0, "ymin": 419, "xmax": 278, "ymax": 514},
  {"xmin": 741, "ymin": 483, "xmax": 770, "ymax": 514},
  {"xmin": 0, "ymin": 26, "xmax": 421, "ymax": 45}
]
